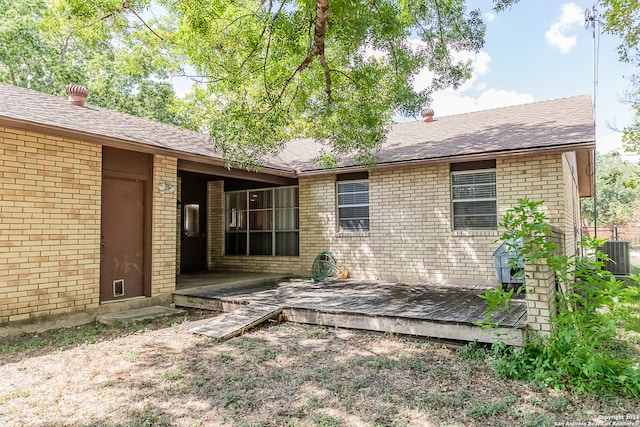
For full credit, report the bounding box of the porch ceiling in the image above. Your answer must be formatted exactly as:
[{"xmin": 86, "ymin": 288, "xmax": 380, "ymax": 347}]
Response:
[{"xmin": 178, "ymin": 159, "xmax": 296, "ymax": 185}]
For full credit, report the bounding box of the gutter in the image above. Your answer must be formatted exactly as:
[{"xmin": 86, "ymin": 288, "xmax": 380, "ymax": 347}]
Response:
[
  {"xmin": 295, "ymin": 141, "xmax": 597, "ymax": 177},
  {"xmin": 0, "ymin": 113, "xmax": 595, "ymax": 181}
]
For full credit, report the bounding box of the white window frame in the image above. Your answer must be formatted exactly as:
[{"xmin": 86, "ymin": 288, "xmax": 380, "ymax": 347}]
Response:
[
  {"xmin": 451, "ymin": 169, "xmax": 497, "ymax": 231},
  {"xmin": 337, "ymin": 179, "xmax": 370, "ymax": 232}
]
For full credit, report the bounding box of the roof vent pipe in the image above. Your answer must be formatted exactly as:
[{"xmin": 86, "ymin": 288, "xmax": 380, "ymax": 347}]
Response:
[
  {"xmin": 66, "ymin": 84, "xmax": 88, "ymax": 106},
  {"xmin": 421, "ymin": 107, "xmax": 435, "ymax": 123}
]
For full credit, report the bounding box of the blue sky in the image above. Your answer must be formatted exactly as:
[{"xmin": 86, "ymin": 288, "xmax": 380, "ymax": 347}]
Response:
[{"xmin": 423, "ymin": 0, "xmax": 635, "ymax": 156}]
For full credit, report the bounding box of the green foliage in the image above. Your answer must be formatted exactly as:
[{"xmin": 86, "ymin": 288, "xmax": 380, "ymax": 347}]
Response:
[
  {"xmin": 582, "ymin": 152, "xmax": 640, "ymax": 225},
  {"xmin": 168, "ymin": 0, "xmax": 498, "ymax": 165},
  {"xmin": 0, "ymin": 0, "xmax": 193, "ymax": 129},
  {"xmin": 600, "ymin": 1, "xmax": 640, "ymax": 154},
  {"xmin": 457, "ymin": 341, "xmax": 490, "ymax": 361},
  {"xmin": 478, "ymin": 284, "xmax": 515, "ymax": 326},
  {"xmin": 485, "ymin": 199, "xmax": 640, "ymax": 397}
]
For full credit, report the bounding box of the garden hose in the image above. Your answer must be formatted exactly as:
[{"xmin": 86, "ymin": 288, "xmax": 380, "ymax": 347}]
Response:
[{"xmin": 311, "ymin": 251, "xmax": 339, "ymax": 282}]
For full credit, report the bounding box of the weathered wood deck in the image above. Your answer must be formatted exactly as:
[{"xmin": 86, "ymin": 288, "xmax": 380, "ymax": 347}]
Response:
[
  {"xmin": 189, "ymin": 304, "xmax": 283, "ymax": 340},
  {"xmin": 174, "ymin": 274, "xmax": 527, "ymax": 346}
]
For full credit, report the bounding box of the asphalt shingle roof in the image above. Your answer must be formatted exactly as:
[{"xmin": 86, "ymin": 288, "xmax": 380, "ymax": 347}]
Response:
[
  {"xmin": 0, "ymin": 83, "xmax": 594, "ymax": 176},
  {"xmin": 0, "ymin": 83, "xmax": 222, "ymax": 158},
  {"xmin": 270, "ymin": 95, "xmax": 595, "ymax": 173}
]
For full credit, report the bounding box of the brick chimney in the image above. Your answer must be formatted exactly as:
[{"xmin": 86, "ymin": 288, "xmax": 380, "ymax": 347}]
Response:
[{"xmin": 65, "ymin": 84, "xmax": 88, "ymax": 106}]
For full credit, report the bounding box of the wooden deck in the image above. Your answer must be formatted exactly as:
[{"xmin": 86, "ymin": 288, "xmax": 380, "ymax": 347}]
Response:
[{"xmin": 174, "ymin": 275, "xmax": 527, "ymax": 346}]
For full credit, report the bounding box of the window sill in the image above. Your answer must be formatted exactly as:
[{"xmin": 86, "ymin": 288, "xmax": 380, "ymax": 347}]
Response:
[
  {"xmin": 452, "ymin": 230, "xmax": 499, "ymax": 237},
  {"xmin": 336, "ymin": 232, "xmax": 370, "ymax": 238}
]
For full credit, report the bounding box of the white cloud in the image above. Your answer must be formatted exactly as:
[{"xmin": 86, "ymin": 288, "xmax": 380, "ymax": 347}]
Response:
[
  {"xmin": 431, "ymin": 88, "xmax": 535, "ymax": 117},
  {"xmin": 412, "ymin": 49, "xmax": 491, "ymax": 94},
  {"xmin": 545, "ymin": 3, "xmax": 583, "ymax": 54},
  {"xmin": 409, "ymin": 48, "xmax": 534, "ymax": 117},
  {"xmin": 471, "ymin": 51, "xmax": 491, "ymax": 75},
  {"xmin": 384, "ymin": 40, "xmax": 535, "ymax": 120},
  {"xmin": 597, "ymin": 131, "xmax": 625, "ymax": 153},
  {"xmin": 483, "ymin": 12, "xmax": 496, "ymax": 22}
]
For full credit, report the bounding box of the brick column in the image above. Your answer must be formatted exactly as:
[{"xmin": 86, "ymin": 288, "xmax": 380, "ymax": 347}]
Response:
[
  {"xmin": 524, "ymin": 227, "xmax": 564, "ymax": 336},
  {"xmin": 151, "ymin": 155, "xmax": 177, "ymax": 296},
  {"xmin": 524, "ymin": 259, "xmax": 556, "ymax": 335},
  {"xmin": 207, "ymin": 181, "xmax": 224, "ymax": 270},
  {"xmin": 176, "ymin": 177, "xmax": 181, "ymax": 274}
]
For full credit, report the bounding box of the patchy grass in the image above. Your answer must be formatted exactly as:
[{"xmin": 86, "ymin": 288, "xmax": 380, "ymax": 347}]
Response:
[
  {"xmin": 0, "ymin": 309, "xmax": 214, "ymax": 363},
  {"xmin": 0, "ymin": 311, "xmax": 638, "ymax": 426}
]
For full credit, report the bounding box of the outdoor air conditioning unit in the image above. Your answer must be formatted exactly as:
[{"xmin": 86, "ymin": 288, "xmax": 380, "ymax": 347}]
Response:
[{"xmin": 599, "ymin": 241, "xmax": 631, "ymax": 276}]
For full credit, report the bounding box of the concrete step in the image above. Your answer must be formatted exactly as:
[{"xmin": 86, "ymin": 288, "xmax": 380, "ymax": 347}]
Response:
[
  {"xmin": 96, "ymin": 306, "xmax": 185, "ymax": 327},
  {"xmin": 190, "ymin": 304, "xmax": 282, "ymax": 341}
]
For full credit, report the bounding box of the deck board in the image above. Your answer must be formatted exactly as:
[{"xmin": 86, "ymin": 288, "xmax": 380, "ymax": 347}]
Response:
[
  {"xmin": 189, "ymin": 304, "xmax": 282, "ymax": 340},
  {"xmin": 175, "ymin": 276, "xmax": 528, "ymax": 345}
]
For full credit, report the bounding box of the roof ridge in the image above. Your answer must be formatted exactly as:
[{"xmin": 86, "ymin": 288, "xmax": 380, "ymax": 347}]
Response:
[{"xmin": 394, "ymin": 94, "xmax": 592, "ymax": 124}]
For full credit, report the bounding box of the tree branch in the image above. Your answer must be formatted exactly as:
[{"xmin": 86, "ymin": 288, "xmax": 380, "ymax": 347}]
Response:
[
  {"xmin": 432, "ymin": 0, "xmax": 453, "ymax": 68},
  {"xmin": 320, "ymin": 53, "xmax": 332, "ymax": 101},
  {"xmin": 128, "ymin": 8, "xmax": 164, "ymax": 41},
  {"xmin": 263, "ymin": 0, "xmax": 287, "ymax": 102},
  {"xmin": 60, "ymin": 33, "xmax": 74, "ymax": 63},
  {"xmin": 275, "ymin": 0, "xmax": 330, "ymax": 103},
  {"xmin": 312, "ymin": 0, "xmax": 329, "ymax": 56},
  {"xmin": 330, "ymin": 68, "xmax": 357, "ymax": 86}
]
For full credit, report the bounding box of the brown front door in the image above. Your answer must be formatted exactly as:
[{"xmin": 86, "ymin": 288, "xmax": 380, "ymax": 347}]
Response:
[
  {"xmin": 100, "ymin": 176, "xmax": 146, "ymax": 302},
  {"xmin": 180, "ymin": 174, "xmax": 208, "ymax": 273}
]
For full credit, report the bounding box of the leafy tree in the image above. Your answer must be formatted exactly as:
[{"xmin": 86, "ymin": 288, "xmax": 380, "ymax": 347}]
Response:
[
  {"xmin": 582, "ymin": 152, "xmax": 640, "ymax": 226},
  {"xmin": 168, "ymin": 0, "xmax": 491, "ymax": 165},
  {"xmin": 600, "ymin": 0, "xmax": 640, "ymax": 153},
  {"xmin": 0, "ymin": 0, "xmax": 193, "ymax": 128},
  {"xmin": 2, "ymin": 0, "xmax": 518, "ymax": 166}
]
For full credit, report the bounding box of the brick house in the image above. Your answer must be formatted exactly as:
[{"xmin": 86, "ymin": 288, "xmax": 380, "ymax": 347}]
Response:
[{"xmin": 0, "ymin": 83, "xmax": 594, "ymax": 332}]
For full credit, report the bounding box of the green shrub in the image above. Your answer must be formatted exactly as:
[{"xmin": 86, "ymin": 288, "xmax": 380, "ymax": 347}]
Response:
[{"xmin": 484, "ymin": 199, "xmax": 640, "ymax": 397}]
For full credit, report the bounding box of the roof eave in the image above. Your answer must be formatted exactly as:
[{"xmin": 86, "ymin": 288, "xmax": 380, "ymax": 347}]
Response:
[
  {"xmin": 295, "ymin": 141, "xmax": 597, "ymax": 177},
  {"xmin": 0, "ymin": 115, "xmax": 297, "ymax": 178}
]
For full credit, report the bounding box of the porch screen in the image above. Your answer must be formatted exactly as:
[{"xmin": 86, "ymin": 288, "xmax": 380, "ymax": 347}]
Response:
[
  {"xmin": 451, "ymin": 170, "xmax": 497, "ymax": 230},
  {"xmin": 225, "ymin": 186, "xmax": 299, "ymax": 256}
]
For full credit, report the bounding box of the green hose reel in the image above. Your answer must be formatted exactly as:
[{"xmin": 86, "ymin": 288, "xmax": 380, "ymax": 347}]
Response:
[{"xmin": 311, "ymin": 251, "xmax": 339, "ymax": 282}]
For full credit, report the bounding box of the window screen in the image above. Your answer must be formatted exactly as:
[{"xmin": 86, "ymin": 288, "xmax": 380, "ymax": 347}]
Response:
[
  {"xmin": 451, "ymin": 170, "xmax": 497, "ymax": 230},
  {"xmin": 337, "ymin": 180, "xmax": 370, "ymax": 232}
]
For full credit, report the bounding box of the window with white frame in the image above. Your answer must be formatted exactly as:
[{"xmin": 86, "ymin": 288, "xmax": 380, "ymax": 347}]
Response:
[
  {"xmin": 451, "ymin": 169, "xmax": 497, "ymax": 230},
  {"xmin": 225, "ymin": 186, "xmax": 299, "ymax": 256},
  {"xmin": 337, "ymin": 180, "xmax": 369, "ymax": 232}
]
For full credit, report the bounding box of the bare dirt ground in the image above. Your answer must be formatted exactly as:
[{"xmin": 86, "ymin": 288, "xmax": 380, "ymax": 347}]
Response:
[{"xmin": 0, "ymin": 310, "xmax": 637, "ymax": 427}]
